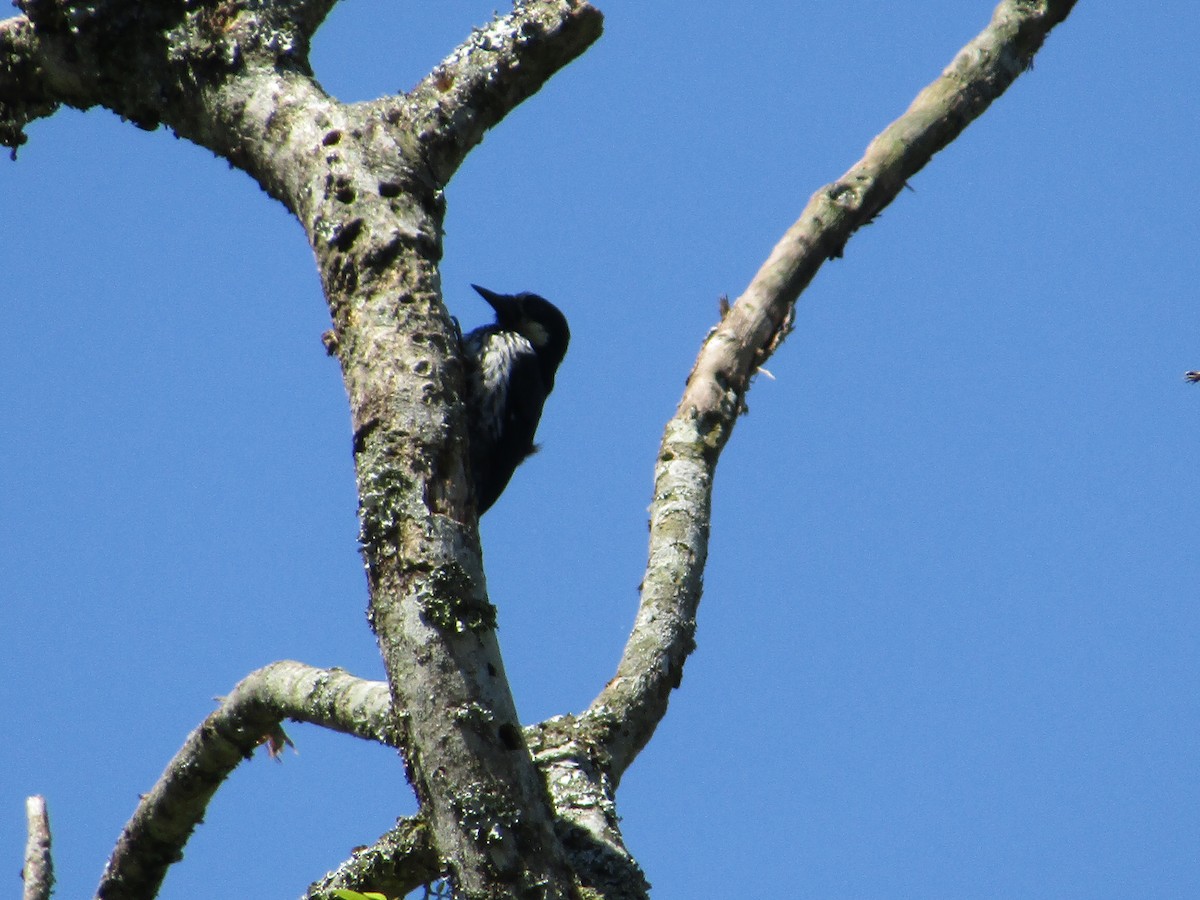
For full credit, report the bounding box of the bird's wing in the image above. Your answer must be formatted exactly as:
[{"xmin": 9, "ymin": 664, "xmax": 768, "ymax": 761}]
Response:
[
  {"xmin": 502, "ymin": 349, "xmax": 549, "ymax": 460},
  {"xmin": 467, "ymin": 334, "xmax": 548, "ymax": 513}
]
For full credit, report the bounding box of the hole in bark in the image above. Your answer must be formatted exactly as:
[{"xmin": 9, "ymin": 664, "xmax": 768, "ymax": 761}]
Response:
[
  {"xmin": 498, "ymin": 723, "xmax": 521, "ymax": 750},
  {"xmin": 331, "ymin": 218, "xmax": 364, "ymax": 251},
  {"xmin": 322, "ymin": 130, "xmax": 341, "ymax": 146}
]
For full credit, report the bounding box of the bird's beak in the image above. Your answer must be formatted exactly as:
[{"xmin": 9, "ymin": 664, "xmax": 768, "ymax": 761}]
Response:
[{"xmin": 471, "ymin": 284, "xmax": 516, "ymax": 317}]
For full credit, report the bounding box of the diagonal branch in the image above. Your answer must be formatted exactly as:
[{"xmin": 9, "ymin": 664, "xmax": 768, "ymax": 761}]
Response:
[
  {"xmin": 397, "ymin": 0, "xmax": 603, "ymax": 186},
  {"xmin": 98, "ymin": 662, "xmax": 397, "ymax": 900},
  {"xmin": 584, "ymin": 0, "xmax": 1081, "ymax": 779}
]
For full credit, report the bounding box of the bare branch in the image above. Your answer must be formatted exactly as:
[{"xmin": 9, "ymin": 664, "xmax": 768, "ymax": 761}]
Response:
[
  {"xmin": 23, "ymin": 796, "xmax": 53, "ymax": 900},
  {"xmin": 399, "ymin": 0, "xmax": 604, "ymax": 186},
  {"xmin": 586, "ymin": 0, "xmax": 1081, "ymax": 778},
  {"xmin": 98, "ymin": 662, "xmax": 396, "ymax": 900},
  {"xmin": 305, "ymin": 815, "xmax": 440, "ymax": 900}
]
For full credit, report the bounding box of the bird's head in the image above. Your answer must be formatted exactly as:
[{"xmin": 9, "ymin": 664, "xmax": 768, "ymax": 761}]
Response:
[{"xmin": 471, "ymin": 284, "xmax": 570, "ymax": 373}]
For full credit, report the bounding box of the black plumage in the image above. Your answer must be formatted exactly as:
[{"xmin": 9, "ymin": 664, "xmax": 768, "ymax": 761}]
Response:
[{"xmin": 462, "ymin": 284, "xmax": 569, "ymax": 514}]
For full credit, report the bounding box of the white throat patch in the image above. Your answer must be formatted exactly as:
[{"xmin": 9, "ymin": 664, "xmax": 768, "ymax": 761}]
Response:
[{"xmin": 467, "ymin": 329, "xmax": 536, "ymax": 440}]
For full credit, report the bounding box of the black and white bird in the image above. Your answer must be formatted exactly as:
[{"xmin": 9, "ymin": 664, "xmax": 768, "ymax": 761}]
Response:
[{"xmin": 462, "ymin": 284, "xmax": 570, "ymax": 514}]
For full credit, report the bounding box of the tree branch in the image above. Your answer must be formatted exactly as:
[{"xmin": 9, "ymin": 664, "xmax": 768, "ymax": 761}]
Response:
[
  {"xmin": 585, "ymin": 0, "xmax": 1081, "ymax": 779},
  {"xmin": 98, "ymin": 662, "xmax": 397, "ymax": 900},
  {"xmin": 308, "ymin": 8, "xmax": 598, "ymax": 898},
  {"xmin": 305, "ymin": 815, "xmax": 440, "ymax": 900},
  {"xmin": 397, "ymin": 0, "xmax": 603, "ymax": 185},
  {"xmin": 22, "ymin": 796, "xmax": 53, "ymax": 900},
  {"xmin": 1, "ymin": 0, "xmax": 325, "ymax": 147}
]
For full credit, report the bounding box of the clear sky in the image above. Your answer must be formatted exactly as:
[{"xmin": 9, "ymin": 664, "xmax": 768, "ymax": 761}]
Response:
[{"xmin": 3, "ymin": 2, "xmax": 1199, "ymax": 897}]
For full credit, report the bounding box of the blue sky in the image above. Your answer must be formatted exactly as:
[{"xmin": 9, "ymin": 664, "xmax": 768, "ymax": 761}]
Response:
[{"xmin": 3, "ymin": 2, "xmax": 1199, "ymax": 897}]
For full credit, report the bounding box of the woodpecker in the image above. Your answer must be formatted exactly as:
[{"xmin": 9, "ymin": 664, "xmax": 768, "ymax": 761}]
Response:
[{"xmin": 462, "ymin": 284, "xmax": 570, "ymax": 514}]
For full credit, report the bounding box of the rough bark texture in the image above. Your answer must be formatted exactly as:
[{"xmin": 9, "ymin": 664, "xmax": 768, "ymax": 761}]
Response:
[{"xmin": 1, "ymin": 1, "xmax": 1081, "ymax": 898}]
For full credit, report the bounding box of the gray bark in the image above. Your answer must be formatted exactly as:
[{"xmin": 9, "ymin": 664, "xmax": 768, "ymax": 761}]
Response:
[{"xmin": 0, "ymin": 1, "xmax": 1079, "ymax": 898}]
